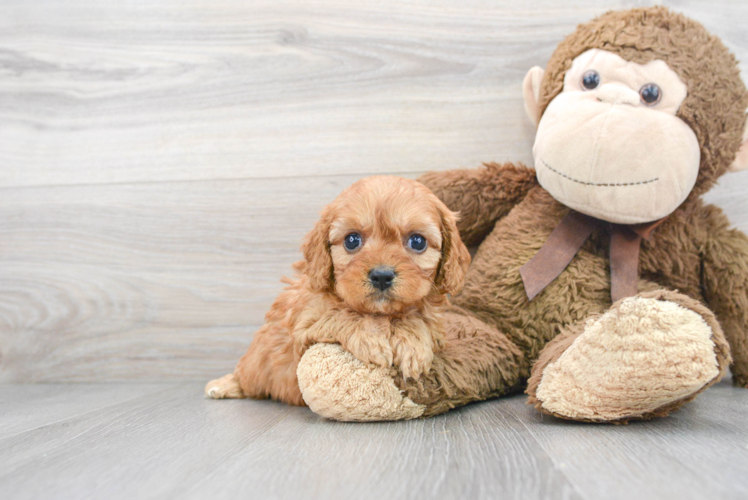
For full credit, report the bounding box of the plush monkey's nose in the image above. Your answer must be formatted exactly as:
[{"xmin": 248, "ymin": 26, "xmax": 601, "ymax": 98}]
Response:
[
  {"xmin": 595, "ymin": 83, "xmax": 640, "ymax": 106},
  {"xmin": 369, "ymin": 267, "xmax": 396, "ymax": 291}
]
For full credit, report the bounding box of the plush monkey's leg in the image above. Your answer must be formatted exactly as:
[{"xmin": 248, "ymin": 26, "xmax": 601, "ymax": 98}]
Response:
[
  {"xmin": 526, "ymin": 290, "xmax": 731, "ymax": 423},
  {"xmin": 296, "ymin": 306, "xmax": 524, "ymax": 421}
]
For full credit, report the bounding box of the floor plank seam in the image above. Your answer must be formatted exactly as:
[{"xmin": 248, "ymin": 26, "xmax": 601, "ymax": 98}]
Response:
[
  {"xmin": 507, "ymin": 408, "xmax": 590, "ymax": 500},
  {"xmin": 0, "ymin": 169, "xmax": 427, "ymax": 192},
  {"xmin": 0, "ymin": 384, "xmax": 183, "ymax": 442}
]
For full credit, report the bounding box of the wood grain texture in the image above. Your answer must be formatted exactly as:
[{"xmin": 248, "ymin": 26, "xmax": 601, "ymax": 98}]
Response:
[
  {"xmin": 0, "ymin": 0, "xmax": 747, "ymax": 381},
  {"xmin": 0, "ymin": 176, "xmax": 359, "ymax": 381},
  {"xmin": 0, "ymin": 383, "xmax": 176, "ymax": 440},
  {"xmin": 0, "ymin": 379, "xmax": 747, "ymax": 500}
]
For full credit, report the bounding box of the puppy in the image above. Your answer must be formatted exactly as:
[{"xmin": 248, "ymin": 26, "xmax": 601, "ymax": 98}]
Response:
[{"xmin": 205, "ymin": 176, "xmax": 471, "ymax": 406}]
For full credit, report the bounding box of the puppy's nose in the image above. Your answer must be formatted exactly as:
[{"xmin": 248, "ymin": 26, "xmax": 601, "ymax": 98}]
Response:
[{"xmin": 369, "ymin": 267, "xmax": 396, "ymax": 291}]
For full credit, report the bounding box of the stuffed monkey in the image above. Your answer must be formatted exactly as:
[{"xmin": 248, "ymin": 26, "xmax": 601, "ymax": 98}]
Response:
[{"xmin": 295, "ymin": 6, "xmax": 748, "ymax": 423}]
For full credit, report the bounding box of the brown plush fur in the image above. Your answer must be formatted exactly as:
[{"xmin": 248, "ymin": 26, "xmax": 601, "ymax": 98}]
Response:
[
  {"xmin": 389, "ymin": 7, "xmax": 748, "ymax": 418},
  {"xmin": 205, "ymin": 176, "xmax": 471, "ymax": 404}
]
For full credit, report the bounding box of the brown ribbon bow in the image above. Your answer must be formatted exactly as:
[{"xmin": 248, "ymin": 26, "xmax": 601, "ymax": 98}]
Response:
[{"xmin": 520, "ymin": 211, "xmax": 664, "ymax": 303}]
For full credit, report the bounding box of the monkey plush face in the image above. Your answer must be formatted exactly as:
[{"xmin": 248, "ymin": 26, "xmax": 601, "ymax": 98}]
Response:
[
  {"xmin": 530, "ymin": 49, "xmax": 699, "ymax": 224},
  {"xmin": 521, "ymin": 7, "xmax": 748, "ymax": 225}
]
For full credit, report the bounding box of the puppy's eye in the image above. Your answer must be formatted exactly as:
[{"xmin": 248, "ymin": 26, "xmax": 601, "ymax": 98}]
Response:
[
  {"xmin": 581, "ymin": 70, "xmax": 600, "ymax": 90},
  {"xmin": 407, "ymin": 234, "xmax": 427, "ymax": 253},
  {"xmin": 344, "ymin": 233, "xmax": 362, "ymax": 252}
]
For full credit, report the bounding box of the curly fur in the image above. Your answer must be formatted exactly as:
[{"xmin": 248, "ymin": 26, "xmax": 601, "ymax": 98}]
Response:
[{"xmin": 205, "ymin": 176, "xmax": 471, "ymax": 404}]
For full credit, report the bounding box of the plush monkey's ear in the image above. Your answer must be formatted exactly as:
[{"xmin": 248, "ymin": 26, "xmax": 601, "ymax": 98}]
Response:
[
  {"xmin": 523, "ymin": 66, "xmax": 545, "ymax": 126},
  {"xmin": 728, "ymin": 114, "xmax": 748, "ymax": 172},
  {"xmin": 435, "ymin": 205, "xmax": 471, "ymax": 296},
  {"xmin": 301, "ymin": 209, "xmax": 335, "ymax": 293}
]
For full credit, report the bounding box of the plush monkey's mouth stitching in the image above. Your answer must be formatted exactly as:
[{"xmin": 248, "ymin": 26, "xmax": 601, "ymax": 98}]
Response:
[{"xmin": 538, "ymin": 158, "xmax": 659, "ymax": 187}]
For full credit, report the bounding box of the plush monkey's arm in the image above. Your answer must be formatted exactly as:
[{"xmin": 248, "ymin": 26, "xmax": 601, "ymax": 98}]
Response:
[
  {"xmin": 417, "ymin": 162, "xmax": 537, "ymax": 246},
  {"xmin": 701, "ymin": 207, "xmax": 748, "ymax": 388}
]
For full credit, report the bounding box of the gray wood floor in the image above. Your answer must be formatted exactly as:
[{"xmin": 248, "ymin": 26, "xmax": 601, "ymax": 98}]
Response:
[
  {"xmin": 1, "ymin": 379, "xmax": 747, "ymax": 500},
  {"xmin": 2, "ymin": 1, "xmax": 748, "ymax": 499}
]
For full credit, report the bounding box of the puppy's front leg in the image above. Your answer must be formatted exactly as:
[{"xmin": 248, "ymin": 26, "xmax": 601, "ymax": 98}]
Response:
[
  {"xmin": 295, "ymin": 310, "xmax": 393, "ymax": 369},
  {"xmin": 340, "ymin": 314, "xmax": 393, "ymax": 369},
  {"xmin": 390, "ymin": 315, "xmax": 444, "ymax": 380}
]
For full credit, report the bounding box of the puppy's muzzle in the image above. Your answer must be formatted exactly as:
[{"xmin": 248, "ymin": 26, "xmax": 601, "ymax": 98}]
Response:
[{"xmin": 369, "ymin": 267, "xmax": 396, "ymax": 292}]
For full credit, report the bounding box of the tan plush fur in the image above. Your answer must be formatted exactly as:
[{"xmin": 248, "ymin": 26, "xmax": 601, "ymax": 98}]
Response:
[
  {"xmin": 295, "ymin": 7, "xmax": 748, "ymax": 422},
  {"xmin": 297, "ymin": 344, "xmax": 425, "ymax": 421},
  {"xmin": 205, "ymin": 176, "xmax": 470, "ymax": 405},
  {"xmin": 526, "ymin": 290, "xmax": 731, "ymax": 423},
  {"xmin": 531, "ymin": 293, "xmax": 726, "ymax": 422},
  {"xmin": 532, "ymin": 49, "xmax": 701, "ymax": 224}
]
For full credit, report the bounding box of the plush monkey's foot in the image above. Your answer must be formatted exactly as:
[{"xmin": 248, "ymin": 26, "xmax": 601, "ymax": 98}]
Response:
[
  {"xmin": 205, "ymin": 373, "xmax": 245, "ymax": 399},
  {"xmin": 527, "ymin": 290, "xmax": 731, "ymax": 423},
  {"xmin": 296, "ymin": 344, "xmax": 425, "ymax": 422}
]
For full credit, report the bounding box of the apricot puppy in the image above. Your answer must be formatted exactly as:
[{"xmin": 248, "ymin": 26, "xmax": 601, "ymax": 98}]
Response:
[{"xmin": 205, "ymin": 175, "xmax": 471, "ymax": 406}]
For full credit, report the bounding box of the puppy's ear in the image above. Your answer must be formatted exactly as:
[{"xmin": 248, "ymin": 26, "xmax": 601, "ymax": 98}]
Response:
[
  {"xmin": 435, "ymin": 203, "xmax": 471, "ymax": 296},
  {"xmin": 301, "ymin": 208, "xmax": 335, "ymax": 293}
]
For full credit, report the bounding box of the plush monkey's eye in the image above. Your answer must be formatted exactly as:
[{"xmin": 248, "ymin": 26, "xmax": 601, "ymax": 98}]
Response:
[
  {"xmin": 344, "ymin": 233, "xmax": 362, "ymax": 252},
  {"xmin": 407, "ymin": 234, "xmax": 427, "ymax": 253},
  {"xmin": 639, "ymin": 83, "xmax": 662, "ymax": 105},
  {"xmin": 581, "ymin": 70, "xmax": 600, "ymax": 90}
]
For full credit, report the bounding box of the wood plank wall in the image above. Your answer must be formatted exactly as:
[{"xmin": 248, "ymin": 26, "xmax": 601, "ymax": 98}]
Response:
[{"xmin": 1, "ymin": 0, "xmax": 746, "ymax": 382}]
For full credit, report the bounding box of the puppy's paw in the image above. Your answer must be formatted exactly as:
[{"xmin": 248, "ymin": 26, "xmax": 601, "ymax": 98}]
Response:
[
  {"xmin": 344, "ymin": 330, "xmax": 394, "ymax": 369},
  {"xmin": 390, "ymin": 316, "xmax": 439, "ymax": 380},
  {"xmin": 392, "ymin": 339, "xmax": 434, "ymax": 380},
  {"xmin": 205, "ymin": 373, "xmax": 244, "ymax": 399}
]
